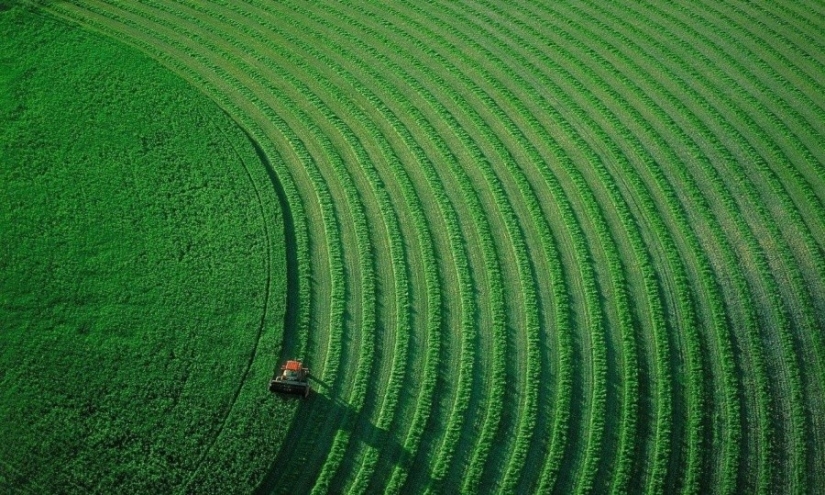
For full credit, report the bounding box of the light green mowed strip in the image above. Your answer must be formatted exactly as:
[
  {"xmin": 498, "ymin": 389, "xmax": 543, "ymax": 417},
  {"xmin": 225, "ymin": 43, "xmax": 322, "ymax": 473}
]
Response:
[
  {"xmin": 0, "ymin": 4, "xmax": 290, "ymax": 494},
  {"xmin": 27, "ymin": 0, "xmax": 825, "ymax": 493}
]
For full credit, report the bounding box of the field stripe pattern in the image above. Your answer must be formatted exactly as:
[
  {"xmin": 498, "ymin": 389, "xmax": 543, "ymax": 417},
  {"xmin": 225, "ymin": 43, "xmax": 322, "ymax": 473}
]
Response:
[{"xmin": 46, "ymin": 0, "xmax": 825, "ymax": 493}]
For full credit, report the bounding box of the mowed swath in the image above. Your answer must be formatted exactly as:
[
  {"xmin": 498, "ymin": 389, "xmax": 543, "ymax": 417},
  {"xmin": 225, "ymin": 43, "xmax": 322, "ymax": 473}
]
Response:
[{"xmin": 48, "ymin": 1, "xmax": 825, "ymax": 493}]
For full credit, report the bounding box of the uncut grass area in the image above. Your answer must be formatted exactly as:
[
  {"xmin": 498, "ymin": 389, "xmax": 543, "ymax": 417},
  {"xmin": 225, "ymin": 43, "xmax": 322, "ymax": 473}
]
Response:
[{"xmin": 0, "ymin": 5, "xmax": 291, "ymax": 493}]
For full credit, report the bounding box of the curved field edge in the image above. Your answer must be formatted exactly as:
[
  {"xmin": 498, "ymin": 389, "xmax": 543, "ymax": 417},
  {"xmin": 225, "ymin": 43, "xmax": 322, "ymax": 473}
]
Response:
[{"xmin": 0, "ymin": 5, "xmax": 290, "ymax": 494}]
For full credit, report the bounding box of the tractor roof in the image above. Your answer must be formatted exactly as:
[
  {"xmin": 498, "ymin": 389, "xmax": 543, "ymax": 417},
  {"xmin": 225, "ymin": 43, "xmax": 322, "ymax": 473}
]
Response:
[{"xmin": 284, "ymin": 360, "xmax": 303, "ymax": 371}]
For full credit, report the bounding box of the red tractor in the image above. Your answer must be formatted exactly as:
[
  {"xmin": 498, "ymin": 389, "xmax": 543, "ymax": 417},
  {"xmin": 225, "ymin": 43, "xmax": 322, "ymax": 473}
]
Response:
[{"xmin": 269, "ymin": 360, "xmax": 310, "ymax": 397}]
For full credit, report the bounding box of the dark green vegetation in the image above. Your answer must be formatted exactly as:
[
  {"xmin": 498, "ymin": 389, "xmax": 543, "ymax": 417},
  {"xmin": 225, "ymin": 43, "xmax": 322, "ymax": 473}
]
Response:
[
  {"xmin": 0, "ymin": 4, "xmax": 288, "ymax": 493},
  {"xmin": 4, "ymin": 0, "xmax": 825, "ymax": 493}
]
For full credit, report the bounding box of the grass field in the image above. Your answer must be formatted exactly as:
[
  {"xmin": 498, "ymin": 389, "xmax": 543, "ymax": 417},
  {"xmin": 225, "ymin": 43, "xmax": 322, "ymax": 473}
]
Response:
[
  {"xmin": 3, "ymin": 0, "xmax": 825, "ymax": 493},
  {"xmin": 0, "ymin": 4, "xmax": 289, "ymax": 493}
]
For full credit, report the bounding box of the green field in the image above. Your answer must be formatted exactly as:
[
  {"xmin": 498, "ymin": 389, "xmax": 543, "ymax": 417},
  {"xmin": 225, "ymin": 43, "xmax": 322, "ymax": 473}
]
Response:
[
  {"xmin": 1, "ymin": 4, "xmax": 289, "ymax": 493},
  {"xmin": 2, "ymin": 0, "xmax": 825, "ymax": 493}
]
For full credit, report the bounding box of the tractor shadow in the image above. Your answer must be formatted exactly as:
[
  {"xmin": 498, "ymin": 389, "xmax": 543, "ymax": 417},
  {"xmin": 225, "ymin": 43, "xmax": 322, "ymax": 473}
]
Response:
[
  {"xmin": 311, "ymin": 373, "xmax": 417, "ymax": 470},
  {"xmin": 314, "ymin": 388, "xmax": 415, "ymax": 469},
  {"xmin": 255, "ymin": 377, "xmax": 419, "ymax": 493}
]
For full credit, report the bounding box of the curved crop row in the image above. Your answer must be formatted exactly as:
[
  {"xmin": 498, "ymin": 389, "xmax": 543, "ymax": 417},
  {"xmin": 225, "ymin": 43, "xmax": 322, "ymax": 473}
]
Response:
[
  {"xmin": 501, "ymin": 4, "xmax": 736, "ymax": 493},
  {"xmin": 485, "ymin": 8, "xmax": 699, "ymax": 492},
  {"xmin": 336, "ymin": 6, "xmax": 592, "ymax": 492},
  {"xmin": 662, "ymin": 0, "xmax": 825, "ymax": 319},
  {"xmin": 145, "ymin": 7, "xmax": 391, "ymax": 491},
  {"xmin": 238, "ymin": 2, "xmax": 492, "ymax": 492},
  {"xmin": 390, "ymin": 3, "xmax": 651, "ymax": 492},
  {"xmin": 290, "ymin": 8, "xmax": 512, "ymax": 492},
  {"xmin": 270, "ymin": 2, "xmax": 572, "ymax": 492},
  {"xmin": 412, "ymin": 2, "xmax": 668, "ymax": 492},
  {"xmin": 191, "ymin": 4, "xmax": 431, "ymax": 488},
  {"xmin": 608, "ymin": 3, "xmax": 814, "ymax": 492},
  {"xmin": 424, "ymin": 2, "xmax": 684, "ymax": 492},
  {"xmin": 520, "ymin": 1, "xmax": 739, "ymax": 494},
  {"xmin": 441, "ymin": 4, "xmax": 726, "ymax": 492},
  {"xmin": 576, "ymin": 2, "xmax": 816, "ymax": 492},
  {"xmin": 552, "ymin": 2, "xmax": 776, "ymax": 492},
  {"xmin": 366, "ymin": 4, "xmax": 549, "ymax": 491},
  {"xmin": 670, "ymin": 0, "xmax": 825, "ymax": 439},
  {"xmin": 458, "ymin": 0, "xmax": 784, "ymax": 492}
]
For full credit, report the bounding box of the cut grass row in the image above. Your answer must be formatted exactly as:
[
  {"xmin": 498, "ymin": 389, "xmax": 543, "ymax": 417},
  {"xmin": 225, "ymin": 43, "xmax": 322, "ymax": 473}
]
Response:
[
  {"xmin": 157, "ymin": 6, "xmax": 424, "ymax": 486},
  {"xmin": 216, "ymin": 0, "xmax": 568, "ymax": 492},
  {"xmin": 191, "ymin": 4, "xmax": 425, "ymax": 489},
  {"xmin": 454, "ymin": 1, "xmax": 816, "ymax": 494},
  {"xmin": 661, "ymin": 0, "xmax": 825, "ymax": 320},
  {"xmin": 386, "ymin": 3, "xmax": 637, "ymax": 492},
  {"xmin": 502, "ymin": 4, "xmax": 735, "ymax": 492},
  {"xmin": 477, "ymin": 8, "xmax": 694, "ymax": 492},
  {"xmin": 568, "ymin": 1, "xmax": 820, "ymax": 492},
  {"xmin": 402, "ymin": 2, "xmax": 716, "ymax": 492},
  {"xmin": 355, "ymin": 4, "xmax": 544, "ymax": 490},
  {"xmin": 273, "ymin": 7, "xmax": 509, "ymax": 493},
  {"xmin": 320, "ymin": 2, "xmax": 592, "ymax": 492},
  {"xmin": 248, "ymin": 3, "xmax": 496, "ymax": 492},
  {"xmin": 450, "ymin": 3, "xmax": 720, "ymax": 490},
  {"xmin": 520, "ymin": 2, "xmax": 748, "ymax": 492},
  {"xmin": 432, "ymin": 3, "xmax": 687, "ymax": 491},
  {"xmin": 50, "ymin": 2, "xmax": 612, "ymax": 492},
  {"xmin": 607, "ymin": 3, "xmax": 816, "ymax": 492},
  {"xmin": 663, "ymin": 4, "xmax": 825, "ymax": 471},
  {"xmin": 322, "ymin": 0, "xmax": 700, "ymax": 492},
  {"xmin": 528, "ymin": 2, "xmax": 780, "ymax": 492}
]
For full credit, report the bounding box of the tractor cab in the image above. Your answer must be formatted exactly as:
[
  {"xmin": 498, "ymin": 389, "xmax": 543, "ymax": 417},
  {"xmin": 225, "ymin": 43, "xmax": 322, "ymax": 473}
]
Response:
[{"xmin": 269, "ymin": 360, "xmax": 310, "ymax": 397}]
